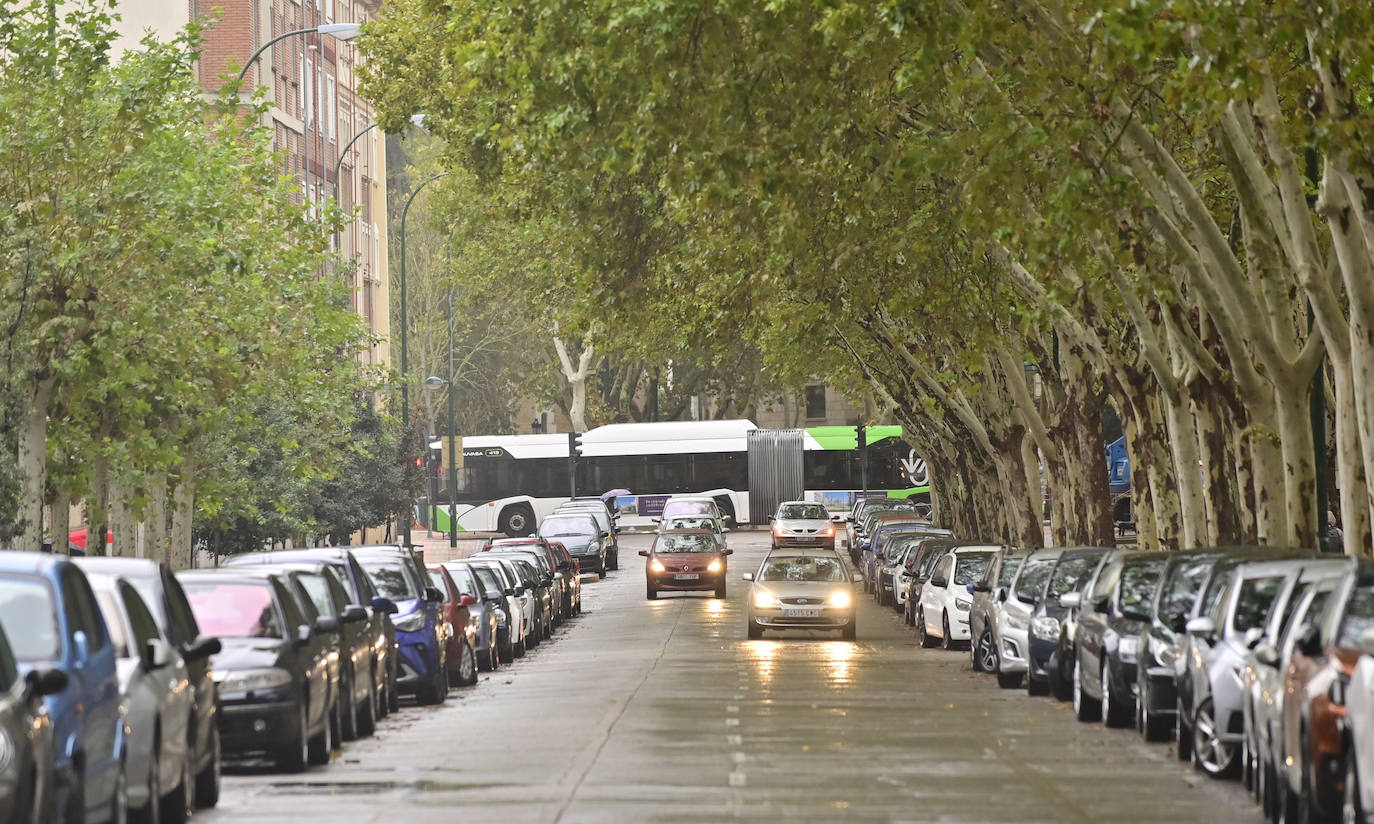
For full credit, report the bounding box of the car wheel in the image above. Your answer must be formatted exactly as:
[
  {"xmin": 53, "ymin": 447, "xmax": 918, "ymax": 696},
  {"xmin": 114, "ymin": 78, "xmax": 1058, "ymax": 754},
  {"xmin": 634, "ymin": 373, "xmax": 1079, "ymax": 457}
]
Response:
[
  {"xmin": 339, "ymin": 669, "xmax": 359, "ymax": 742},
  {"xmin": 997, "ymin": 670, "xmax": 1023, "ymax": 689},
  {"xmin": 1191, "ymin": 698, "xmax": 1237, "ymax": 777},
  {"xmin": 307, "ymin": 698, "xmax": 334, "ymax": 765},
  {"xmin": 1047, "ymin": 653, "xmax": 1072, "ymax": 702},
  {"xmin": 499, "ymin": 504, "xmax": 535, "ymax": 537},
  {"xmin": 646, "ymin": 584, "xmax": 657, "ymax": 601},
  {"xmin": 356, "ymin": 672, "xmax": 377, "ymax": 737},
  {"xmin": 1027, "ymin": 672, "xmax": 1050, "ymax": 696},
  {"xmin": 194, "ymin": 723, "xmax": 221, "ymax": 807},
  {"xmin": 976, "ymin": 629, "xmax": 999, "ymax": 673},
  {"xmin": 514, "ymin": 633, "xmax": 527, "ymax": 658},
  {"xmin": 499, "ymin": 632, "xmax": 515, "ymax": 664},
  {"xmin": 917, "ymin": 610, "xmax": 938, "ymax": 648},
  {"xmin": 1176, "ymin": 698, "xmax": 1193, "ymax": 762},
  {"xmin": 387, "ymin": 664, "xmax": 400, "ymax": 715},
  {"xmin": 1103, "ymin": 660, "xmax": 1132, "ymax": 728},
  {"xmin": 598, "ymin": 567, "xmax": 607, "ymax": 580},
  {"xmin": 64, "ymin": 758, "xmax": 86, "ymax": 824},
  {"xmin": 134, "ymin": 744, "xmax": 160, "ymax": 824},
  {"xmin": 747, "ymin": 618, "xmax": 764, "ymax": 639},
  {"xmin": 940, "ymin": 613, "xmax": 955, "ymax": 651},
  {"xmin": 1073, "ymin": 657, "xmax": 1101, "ymax": 722},
  {"xmin": 455, "ymin": 640, "xmax": 479, "ymax": 687},
  {"xmin": 111, "ymin": 759, "xmax": 129, "ymax": 824},
  {"xmin": 164, "ymin": 733, "xmax": 194, "ymax": 823},
  {"xmin": 841, "ymin": 619, "xmax": 857, "ymax": 641},
  {"xmin": 275, "ymin": 703, "xmax": 309, "ymax": 773}
]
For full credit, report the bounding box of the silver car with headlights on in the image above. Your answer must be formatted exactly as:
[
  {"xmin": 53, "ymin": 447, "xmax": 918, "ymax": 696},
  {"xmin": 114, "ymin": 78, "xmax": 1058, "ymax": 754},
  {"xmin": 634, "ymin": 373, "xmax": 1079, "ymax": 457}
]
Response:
[{"xmin": 743, "ymin": 550, "xmax": 861, "ymax": 640}]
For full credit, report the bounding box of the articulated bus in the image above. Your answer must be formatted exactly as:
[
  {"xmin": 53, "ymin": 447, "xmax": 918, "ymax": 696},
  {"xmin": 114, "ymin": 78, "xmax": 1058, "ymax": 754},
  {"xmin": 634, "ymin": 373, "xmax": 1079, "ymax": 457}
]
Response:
[{"xmin": 422, "ymin": 420, "xmax": 928, "ymax": 536}]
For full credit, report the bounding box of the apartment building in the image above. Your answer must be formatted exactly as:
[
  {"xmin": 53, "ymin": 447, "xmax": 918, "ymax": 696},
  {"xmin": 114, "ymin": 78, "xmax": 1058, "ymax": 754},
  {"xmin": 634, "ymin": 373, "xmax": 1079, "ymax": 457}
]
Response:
[{"xmin": 113, "ymin": 0, "xmax": 392, "ymax": 367}]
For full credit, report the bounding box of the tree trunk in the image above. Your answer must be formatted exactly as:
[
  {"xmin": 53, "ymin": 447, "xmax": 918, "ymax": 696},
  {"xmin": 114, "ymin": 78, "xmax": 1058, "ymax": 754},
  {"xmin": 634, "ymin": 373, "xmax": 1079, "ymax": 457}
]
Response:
[
  {"xmin": 89, "ymin": 456, "xmax": 110, "ymax": 557},
  {"xmin": 170, "ymin": 460, "xmax": 196, "ymax": 570},
  {"xmin": 1274, "ymin": 380, "xmax": 1319, "ymax": 547},
  {"xmin": 1231, "ymin": 425, "xmax": 1260, "ymax": 546},
  {"xmin": 1194, "ymin": 390, "xmax": 1243, "ymax": 545},
  {"xmin": 1331, "ymin": 353, "xmax": 1372, "ymax": 556},
  {"xmin": 17, "ymin": 376, "xmax": 56, "ymax": 552},
  {"xmin": 1162, "ymin": 393, "xmax": 1207, "ymax": 548},
  {"xmin": 51, "ymin": 487, "xmax": 70, "ymax": 555},
  {"xmin": 1123, "ymin": 412, "xmax": 1157, "ymax": 549},
  {"xmin": 110, "ymin": 475, "xmax": 139, "ymax": 558},
  {"xmin": 145, "ymin": 473, "xmax": 169, "ymax": 566}
]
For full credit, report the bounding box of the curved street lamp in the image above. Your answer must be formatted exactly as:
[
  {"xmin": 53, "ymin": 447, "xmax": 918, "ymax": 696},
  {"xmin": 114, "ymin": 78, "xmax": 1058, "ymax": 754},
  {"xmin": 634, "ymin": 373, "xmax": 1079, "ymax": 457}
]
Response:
[
  {"xmin": 333, "ymin": 114, "xmax": 427, "ymax": 253},
  {"xmin": 235, "ymin": 23, "xmax": 362, "ymax": 87}
]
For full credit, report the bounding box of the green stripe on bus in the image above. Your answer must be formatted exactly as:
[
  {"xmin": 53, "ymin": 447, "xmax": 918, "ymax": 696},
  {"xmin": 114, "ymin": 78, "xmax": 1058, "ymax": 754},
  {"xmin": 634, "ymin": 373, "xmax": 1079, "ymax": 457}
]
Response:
[
  {"xmin": 805, "ymin": 425, "xmax": 904, "ymax": 450},
  {"xmin": 432, "ymin": 507, "xmax": 467, "ymax": 533}
]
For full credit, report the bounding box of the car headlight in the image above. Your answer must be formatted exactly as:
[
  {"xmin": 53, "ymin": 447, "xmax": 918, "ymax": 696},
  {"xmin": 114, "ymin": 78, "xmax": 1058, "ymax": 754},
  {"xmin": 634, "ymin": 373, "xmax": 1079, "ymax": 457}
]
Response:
[
  {"xmin": 393, "ymin": 611, "xmax": 426, "ymax": 632},
  {"xmin": 1003, "ymin": 612, "xmax": 1029, "ymax": 631},
  {"xmin": 1152, "ymin": 641, "xmax": 1175, "ymax": 668},
  {"xmin": 822, "ymin": 525, "xmax": 834, "ymax": 536},
  {"xmin": 494, "ymin": 608, "xmax": 508, "ymax": 626},
  {"xmin": 1031, "ymin": 616, "xmax": 1060, "ymax": 640},
  {"xmin": 954, "ymin": 597, "xmax": 972, "ymax": 611},
  {"xmin": 1117, "ymin": 636, "xmax": 1139, "ymax": 664},
  {"xmin": 828, "ymin": 590, "xmax": 852, "ymax": 609},
  {"xmin": 707, "ymin": 559, "xmax": 723, "ymax": 572},
  {"xmin": 215, "ymin": 667, "xmax": 292, "ymax": 694},
  {"xmin": 753, "ymin": 587, "xmax": 778, "ymax": 609},
  {"xmin": 650, "ymin": 559, "xmax": 665, "ymax": 572}
]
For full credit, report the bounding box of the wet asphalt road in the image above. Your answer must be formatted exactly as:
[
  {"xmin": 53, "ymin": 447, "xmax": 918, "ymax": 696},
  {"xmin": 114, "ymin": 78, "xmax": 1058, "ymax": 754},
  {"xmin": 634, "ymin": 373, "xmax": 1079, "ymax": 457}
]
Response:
[{"xmin": 200, "ymin": 530, "xmax": 1260, "ymax": 823}]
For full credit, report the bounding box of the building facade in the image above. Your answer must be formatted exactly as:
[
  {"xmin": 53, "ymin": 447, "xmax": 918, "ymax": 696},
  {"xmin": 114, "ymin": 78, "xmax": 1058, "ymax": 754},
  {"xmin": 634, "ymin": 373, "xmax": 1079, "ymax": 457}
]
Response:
[{"xmin": 113, "ymin": 0, "xmax": 392, "ymax": 367}]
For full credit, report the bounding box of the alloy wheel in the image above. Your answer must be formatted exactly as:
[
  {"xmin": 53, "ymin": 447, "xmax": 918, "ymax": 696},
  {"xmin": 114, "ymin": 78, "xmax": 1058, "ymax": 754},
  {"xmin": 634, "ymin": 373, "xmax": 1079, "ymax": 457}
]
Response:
[
  {"xmin": 977, "ymin": 630, "xmax": 998, "ymax": 672},
  {"xmin": 1191, "ymin": 698, "xmax": 1236, "ymax": 776}
]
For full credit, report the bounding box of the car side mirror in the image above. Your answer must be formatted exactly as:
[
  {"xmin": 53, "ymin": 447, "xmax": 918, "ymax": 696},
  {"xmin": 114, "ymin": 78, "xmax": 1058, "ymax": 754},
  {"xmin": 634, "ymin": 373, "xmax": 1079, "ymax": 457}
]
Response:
[
  {"xmin": 424, "ymin": 586, "xmax": 445, "ymax": 603},
  {"xmin": 1121, "ymin": 608, "xmax": 1150, "ymax": 623},
  {"xmin": 1169, "ymin": 614, "xmax": 1186, "ymax": 634},
  {"xmin": 965, "ymin": 583, "xmax": 976, "ymax": 595},
  {"xmin": 742, "ymin": 572, "xmax": 755, "ymax": 582},
  {"xmin": 554, "ymin": 572, "xmax": 565, "ymax": 581},
  {"xmin": 845, "ymin": 516, "xmax": 854, "ymax": 523},
  {"xmin": 1094, "ymin": 598, "xmax": 1111, "ymax": 614},
  {"xmin": 638, "ymin": 550, "xmax": 649, "ymax": 557},
  {"xmin": 504, "ymin": 587, "xmax": 516, "ymax": 597},
  {"xmin": 1254, "ymin": 642, "xmax": 1280, "ymax": 667},
  {"xmin": 973, "ymin": 583, "xmax": 991, "ymax": 593},
  {"xmin": 371, "ymin": 596, "xmax": 398, "ymax": 615},
  {"xmin": 24, "ymin": 667, "xmax": 68, "ymax": 700},
  {"xmin": 996, "ymin": 588, "xmax": 1008, "ymax": 603},
  {"xmin": 831, "ymin": 515, "xmax": 842, "ymax": 522},
  {"xmin": 601, "ymin": 532, "xmax": 611, "ymax": 539},
  {"xmin": 141, "ymin": 638, "xmax": 172, "ymax": 671},
  {"xmin": 71, "ymin": 630, "xmax": 91, "ymax": 667},
  {"xmin": 181, "ymin": 635, "xmax": 222, "ymax": 662},
  {"xmin": 315, "ymin": 616, "xmax": 341, "ymax": 634},
  {"xmin": 293, "ymin": 624, "xmax": 313, "ymax": 647},
  {"xmin": 650, "ymin": 518, "xmax": 660, "ymax": 524},
  {"xmin": 458, "ymin": 595, "xmax": 477, "ymax": 607},
  {"xmin": 1243, "ymin": 627, "xmax": 1264, "ymax": 648},
  {"xmin": 722, "ymin": 528, "xmax": 731, "ymax": 534},
  {"xmin": 342, "ymin": 605, "xmax": 368, "ymax": 624},
  {"xmin": 723, "ymin": 549, "xmax": 733, "ymax": 556},
  {"xmin": 851, "ymin": 573, "xmax": 864, "ymax": 584},
  {"xmin": 541, "ymin": 577, "xmax": 553, "ymax": 587},
  {"xmin": 1058, "ymin": 592, "xmax": 1082, "ymax": 610},
  {"xmin": 766, "ymin": 516, "xmax": 775, "ymax": 522},
  {"xmin": 1185, "ymin": 616, "xmax": 1216, "ymax": 638}
]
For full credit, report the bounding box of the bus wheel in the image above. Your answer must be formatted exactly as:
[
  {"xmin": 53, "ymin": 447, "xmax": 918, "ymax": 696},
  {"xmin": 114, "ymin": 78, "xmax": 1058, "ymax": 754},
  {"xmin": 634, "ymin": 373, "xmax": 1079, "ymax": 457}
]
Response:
[{"xmin": 499, "ymin": 505, "xmax": 535, "ymax": 537}]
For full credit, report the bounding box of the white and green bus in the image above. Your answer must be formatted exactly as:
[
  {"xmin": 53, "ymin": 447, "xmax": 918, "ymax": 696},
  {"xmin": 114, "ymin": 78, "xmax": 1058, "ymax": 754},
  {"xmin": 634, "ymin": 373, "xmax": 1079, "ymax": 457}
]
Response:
[{"xmin": 423, "ymin": 420, "xmax": 928, "ymax": 536}]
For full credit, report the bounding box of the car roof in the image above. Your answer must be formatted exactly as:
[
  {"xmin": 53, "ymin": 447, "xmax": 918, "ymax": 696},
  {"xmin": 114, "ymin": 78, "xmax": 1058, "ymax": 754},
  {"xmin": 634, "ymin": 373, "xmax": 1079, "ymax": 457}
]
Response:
[
  {"xmin": 764, "ymin": 548, "xmax": 846, "ymax": 559},
  {"xmin": 666, "ymin": 495, "xmax": 716, "ymax": 502},
  {"xmin": 70, "ymin": 556, "xmax": 162, "ymax": 576},
  {"xmin": 224, "ymin": 549, "xmax": 355, "ymax": 565},
  {"xmin": 656, "ymin": 528, "xmax": 713, "ymax": 535},
  {"xmin": 0, "ymin": 550, "xmax": 70, "ymax": 574},
  {"xmin": 950, "ymin": 544, "xmax": 999, "ymax": 553},
  {"xmin": 177, "ymin": 569, "xmax": 281, "ymax": 585}
]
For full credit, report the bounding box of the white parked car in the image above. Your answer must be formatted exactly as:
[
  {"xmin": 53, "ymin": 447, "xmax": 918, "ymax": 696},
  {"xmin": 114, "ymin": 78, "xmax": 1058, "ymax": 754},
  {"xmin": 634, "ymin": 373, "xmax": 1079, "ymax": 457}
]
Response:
[{"xmin": 915, "ymin": 546, "xmax": 996, "ymax": 650}]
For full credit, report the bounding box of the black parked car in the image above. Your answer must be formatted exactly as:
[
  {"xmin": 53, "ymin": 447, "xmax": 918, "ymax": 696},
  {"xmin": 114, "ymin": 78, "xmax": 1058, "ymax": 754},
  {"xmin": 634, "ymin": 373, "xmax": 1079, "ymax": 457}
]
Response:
[
  {"xmin": 463, "ymin": 558, "xmax": 530, "ymax": 661},
  {"xmin": 177, "ymin": 570, "xmax": 336, "ymax": 772},
  {"xmin": 223, "ymin": 548, "xmax": 398, "ymax": 719},
  {"xmin": 74, "ymin": 556, "xmax": 224, "ymax": 808},
  {"xmin": 1027, "ymin": 547, "xmax": 1111, "ymax": 698},
  {"xmin": 1069, "ymin": 550, "xmax": 1170, "ymax": 726}
]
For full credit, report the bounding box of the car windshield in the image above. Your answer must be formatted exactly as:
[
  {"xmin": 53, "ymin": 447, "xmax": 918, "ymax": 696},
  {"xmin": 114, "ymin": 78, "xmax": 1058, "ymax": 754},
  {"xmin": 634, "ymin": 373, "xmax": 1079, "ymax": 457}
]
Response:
[
  {"xmin": 362, "ymin": 563, "xmax": 419, "ymax": 601},
  {"xmin": 1158, "ymin": 558, "xmax": 1215, "ymax": 623},
  {"xmin": 998, "ymin": 556, "xmax": 1024, "ymax": 587},
  {"xmin": 954, "ymin": 554, "xmax": 993, "ymax": 586},
  {"xmin": 1233, "ymin": 575, "xmax": 1286, "ymax": 634},
  {"xmin": 1119, "ymin": 560, "xmax": 1166, "ymax": 615},
  {"xmin": 471, "ymin": 566, "xmax": 503, "ymax": 594},
  {"xmin": 662, "ymin": 501, "xmax": 711, "ymax": 517},
  {"xmin": 1336, "ymin": 581, "xmax": 1374, "ymax": 648},
  {"xmin": 183, "ymin": 582, "xmax": 282, "ymax": 639},
  {"xmin": 664, "ymin": 516, "xmax": 717, "ymax": 531},
  {"xmin": 778, "ymin": 504, "xmax": 828, "ymax": 520},
  {"xmin": 0, "ymin": 577, "xmax": 60, "ymax": 661},
  {"xmin": 296, "ymin": 574, "xmax": 334, "ymax": 617},
  {"xmin": 1049, "ymin": 556, "xmax": 1100, "ymax": 597},
  {"xmin": 759, "ymin": 556, "xmax": 847, "ymax": 583},
  {"xmin": 654, "ymin": 533, "xmax": 718, "ymax": 553},
  {"xmin": 446, "ymin": 566, "xmax": 480, "ymax": 599},
  {"xmin": 426, "ymin": 572, "xmax": 451, "ymax": 601},
  {"xmin": 540, "ymin": 517, "xmax": 596, "ymax": 537},
  {"xmin": 1013, "ymin": 557, "xmax": 1056, "ymax": 602}
]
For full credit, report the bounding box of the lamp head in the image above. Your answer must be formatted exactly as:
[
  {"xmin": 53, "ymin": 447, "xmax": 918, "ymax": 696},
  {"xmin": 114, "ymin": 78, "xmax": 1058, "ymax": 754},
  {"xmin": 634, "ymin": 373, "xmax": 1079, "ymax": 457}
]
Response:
[
  {"xmin": 317, "ymin": 22, "xmax": 363, "ymax": 41},
  {"xmin": 424, "ymin": 376, "xmax": 447, "ymax": 388}
]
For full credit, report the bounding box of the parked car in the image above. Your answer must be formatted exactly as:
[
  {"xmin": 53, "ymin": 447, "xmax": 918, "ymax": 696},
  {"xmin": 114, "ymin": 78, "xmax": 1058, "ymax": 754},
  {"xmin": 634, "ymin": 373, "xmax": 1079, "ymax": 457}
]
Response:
[
  {"xmin": 85, "ymin": 573, "xmax": 195, "ymax": 823},
  {"xmin": 484, "ymin": 537, "xmax": 571, "ymax": 624},
  {"xmin": 545, "ymin": 542, "xmax": 583, "ymax": 615},
  {"xmin": 1027, "ymin": 547, "xmax": 1111, "ymax": 697},
  {"xmin": 425, "ymin": 564, "xmax": 480, "ymax": 687},
  {"xmin": 861, "ymin": 518, "xmax": 930, "ymax": 591},
  {"xmin": 1275, "ymin": 558, "xmax": 1374, "ymax": 822},
  {"xmin": 641, "ymin": 529, "xmax": 734, "ymax": 600},
  {"xmin": 464, "ymin": 557, "xmax": 534, "ymax": 658},
  {"xmin": 538, "ymin": 511, "xmax": 609, "ymax": 579},
  {"xmin": 848, "ymin": 501, "xmax": 921, "ymax": 562},
  {"xmin": 997, "ymin": 548, "xmax": 1066, "ymax": 691},
  {"xmin": 440, "ymin": 562, "xmax": 508, "ymax": 670},
  {"xmin": 74, "ymin": 556, "xmax": 223, "ymax": 809},
  {"xmin": 915, "ymin": 545, "xmax": 996, "ymax": 650},
  {"xmin": 1069, "ymin": 550, "xmax": 1169, "ymax": 727},
  {"xmin": 222, "ymin": 548, "xmax": 397, "ymax": 721},
  {"xmin": 480, "ymin": 550, "xmax": 556, "ymax": 640},
  {"xmin": 0, "ymin": 552, "xmax": 124, "ymax": 824},
  {"xmin": 769, "ymin": 501, "xmax": 838, "ymax": 551},
  {"xmin": 349, "ymin": 546, "xmax": 449, "ymax": 706},
  {"xmin": 901, "ymin": 537, "xmax": 959, "ymax": 625},
  {"xmin": 177, "ymin": 570, "xmax": 334, "ymax": 772},
  {"xmin": 744, "ymin": 549, "xmax": 861, "ymax": 640},
  {"xmin": 876, "ymin": 535, "xmax": 924, "ymax": 612},
  {"xmin": 554, "ymin": 501, "xmax": 622, "ymax": 570},
  {"xmin": 970, "ymin": 547, "xmax": 1024, "ymax": 674},
  {"xmin": 0, "ymin": 619, "xmax": 64, "ymax": 824}
]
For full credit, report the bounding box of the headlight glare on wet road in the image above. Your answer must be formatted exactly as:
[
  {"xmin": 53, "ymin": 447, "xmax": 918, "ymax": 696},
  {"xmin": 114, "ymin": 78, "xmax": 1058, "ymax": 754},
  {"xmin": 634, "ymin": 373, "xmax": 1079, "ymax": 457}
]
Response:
[{"xmin": 828, "ymin": 590, "xmax": 852, "ymax": 609}]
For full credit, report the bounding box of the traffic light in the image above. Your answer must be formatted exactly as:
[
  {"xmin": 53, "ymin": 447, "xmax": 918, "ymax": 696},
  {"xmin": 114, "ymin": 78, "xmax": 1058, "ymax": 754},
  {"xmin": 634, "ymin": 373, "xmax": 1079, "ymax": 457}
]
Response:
[
  {"xmin": 567, "ymin": 432, "xmax": 584, "ymax": 498},
  {"xmin": 572, "ymin": 431, "xmax": 585, "ymax": 457},
  {"xmin": 428, "ymin": 442, "xmax": 443, "ymax": 467}
]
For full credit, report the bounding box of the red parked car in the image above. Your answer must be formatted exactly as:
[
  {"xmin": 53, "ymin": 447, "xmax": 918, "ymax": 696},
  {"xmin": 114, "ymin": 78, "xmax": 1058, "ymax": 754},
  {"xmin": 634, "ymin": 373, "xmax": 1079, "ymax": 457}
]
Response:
[
  {"xmin": 425, "ymin": 564, "xmax": 479, "ymax": 687},
  {"xmin": 640, "ymin": 529, "xmax": 733, "ymax": 600}
]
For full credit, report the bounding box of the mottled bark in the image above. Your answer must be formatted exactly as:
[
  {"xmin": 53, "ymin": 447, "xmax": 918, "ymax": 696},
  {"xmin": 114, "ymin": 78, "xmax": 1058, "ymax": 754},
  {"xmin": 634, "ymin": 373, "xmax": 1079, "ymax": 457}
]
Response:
[
  {"xmin": 50, "ymin": 488, "xmax": 70, "ymax": 555},
  {"xmin": 1194, "ymin": 389, "xmax": 1243, "ymax": 545},
  {"xmin": 110, "ymin": 476, "xmax": 139, "ymax": 558},
  {"xmin": 145, "ymin": 473, "xmax": 168, "ymax": 566},
  {"xmin": 169, "ymin": 459, "xmax": 196, "ymax": 570},
  {"xmin": 17, "ymin": 376, "xmax": 56, "ymax": 552}
]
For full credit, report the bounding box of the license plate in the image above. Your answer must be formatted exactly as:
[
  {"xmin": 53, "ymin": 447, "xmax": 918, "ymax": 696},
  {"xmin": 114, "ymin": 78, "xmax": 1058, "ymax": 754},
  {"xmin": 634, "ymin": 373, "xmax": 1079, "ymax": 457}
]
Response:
[
  {"xmin": 675, "ymin": 573, "xmax": 699, "ymax": 580},
  {"xmin": 783, "ymin": 608, "xmax": 820, "ymax": 618}
]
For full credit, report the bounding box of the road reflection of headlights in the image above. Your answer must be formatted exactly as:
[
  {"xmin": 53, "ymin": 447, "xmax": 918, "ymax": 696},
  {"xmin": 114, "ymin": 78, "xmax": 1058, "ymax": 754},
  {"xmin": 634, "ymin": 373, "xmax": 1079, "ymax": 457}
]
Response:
[
  {"xmin": 1117, "ymin": 636, "xmax": 1139, "ymax": 664},
  {"xmin": 707, "ymin": 559, "xmax": 722, "ymax": 572},
  {"xmin": 1031, "ymin": 616, "xmax": 1060, "ymax": 640},
  {"xmin": 753, "ymin": 588, "xmax": 778, "ymax": 609},
  {"xmin": 829, "ymin": 590, "xmax": 852, "ymax": 609}
]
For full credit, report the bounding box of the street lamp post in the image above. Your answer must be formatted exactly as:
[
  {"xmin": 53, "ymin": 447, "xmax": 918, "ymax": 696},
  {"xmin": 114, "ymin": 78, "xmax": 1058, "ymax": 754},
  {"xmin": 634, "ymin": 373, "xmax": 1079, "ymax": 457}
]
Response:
[
  {"xmin": 424, "ymin": 292, "xmax": 460, "ymax": 549},
  {"xmin": 398, "ymin": 172, "xmax": 447, "ymax": 547},
  {"xmin": 234, "ymin": 23, "xmax": 362, "ymax": 87},
  {"xmin": 332, "ymin": 115, "xmax": 426, "ymax": 254}
]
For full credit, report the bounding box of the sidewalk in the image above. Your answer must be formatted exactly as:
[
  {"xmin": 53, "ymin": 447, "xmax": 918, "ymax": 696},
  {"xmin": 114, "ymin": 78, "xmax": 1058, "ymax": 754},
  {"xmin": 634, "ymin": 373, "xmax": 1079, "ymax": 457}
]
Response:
[{"xmin": 407, "ymin": 531, "xmax": 494, "ymax": 564}]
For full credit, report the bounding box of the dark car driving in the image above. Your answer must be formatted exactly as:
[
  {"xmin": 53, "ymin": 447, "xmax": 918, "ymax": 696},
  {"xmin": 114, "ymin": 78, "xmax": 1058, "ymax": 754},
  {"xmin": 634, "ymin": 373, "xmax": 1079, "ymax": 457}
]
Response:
[{"xmin": 641, "ymin": 529, "xmax": 733, "ymax": 599}]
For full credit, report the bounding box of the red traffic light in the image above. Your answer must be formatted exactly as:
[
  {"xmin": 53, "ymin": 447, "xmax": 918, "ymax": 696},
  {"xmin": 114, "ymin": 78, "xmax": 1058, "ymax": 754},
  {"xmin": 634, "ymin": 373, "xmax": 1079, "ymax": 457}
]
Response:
[{"xmin": 414, "ymin": 457, "xmax": 423, "ymax": 467}]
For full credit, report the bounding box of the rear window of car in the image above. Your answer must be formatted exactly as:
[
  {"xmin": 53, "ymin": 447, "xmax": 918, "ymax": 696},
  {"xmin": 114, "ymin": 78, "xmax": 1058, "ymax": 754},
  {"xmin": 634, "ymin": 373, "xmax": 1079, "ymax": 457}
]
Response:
[
  {"xmin": 1336, "ymin": 582, "xmax": 1374, "ymax": 648},
  {"xmin": 540, "ymin": 516, "xmax": 596, "ymax": 537},
  {"xmin": 362, "ymin": 563, "xmax": 420, "ymax": 601},
  {"xmin": 1232, "ymin": 575, "xmax": 1286, "ymax": 634},
  {"xmin": 183, "ymin": 582, "xmax": 282, "ymax": 639},
  {"xmin": 1049, "ymin": 556, "xmax": 1099, "ymax": 597},
  {"xmin": 0, "ymin": 576, "xmax": 60, "ymax": 661},
  {"xmin": 954, "ymin": 554, "xmax": 993, "ymax": 586},
  {"xmin": 778, "ymin": 504, "xmax": 828, "ymax": 520}
]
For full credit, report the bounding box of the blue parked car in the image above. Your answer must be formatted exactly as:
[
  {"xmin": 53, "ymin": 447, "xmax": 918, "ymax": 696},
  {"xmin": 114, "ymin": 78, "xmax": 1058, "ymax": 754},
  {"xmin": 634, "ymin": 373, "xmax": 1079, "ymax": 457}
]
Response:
[
  {"xmin": 348, "ymin": 546, "xmax": 449, "ymax": 706},
  {"xmin": 0, "ymin": 551, "xmax": 126, "ymax": 823}
]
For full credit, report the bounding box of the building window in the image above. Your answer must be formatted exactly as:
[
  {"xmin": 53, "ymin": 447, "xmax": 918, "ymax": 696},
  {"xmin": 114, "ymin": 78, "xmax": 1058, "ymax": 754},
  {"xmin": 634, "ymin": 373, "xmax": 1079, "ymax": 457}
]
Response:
[
  {"xmin": 804, "ymin": 385, "xmax": 827, "ymax": 419},
  {"xmin": 326, "ymin": 75, "xmax": 336, "ymax": 142}
]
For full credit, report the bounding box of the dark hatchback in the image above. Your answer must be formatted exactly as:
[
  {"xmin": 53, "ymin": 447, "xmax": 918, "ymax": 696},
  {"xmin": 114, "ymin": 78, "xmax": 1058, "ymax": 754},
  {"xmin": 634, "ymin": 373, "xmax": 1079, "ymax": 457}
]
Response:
[
  {"xmin": 481, "ymin": 551, "xmax": 557, "ymax": 641},
  {"xmin": 349, "ymin": 546, "xmax": 448, "ymax": 706},
  {"xmin": 641, "ymin": 529, "xmax": 733, "ymax": 599},
  {"xmin": 177, "ymin": 570, "xmax": 335, "ymax": 772},
  {"xmin": 73, "ymin": 556, "xmax": 224, "ymax": 808},
  {"xmin": 539, "ymin": 511, "xmax": 608, "ymax": 578},
  {"xmin": 464, "ymin": 557, "xmax": 536, "ymax": 657},
  {"xmin": 1026, "ymin": 547, "xmax": 1112, "ymax": 697},
  {"xmin": 1070, "ymin": 550, "xmax": 1170, "ymax": 726}
]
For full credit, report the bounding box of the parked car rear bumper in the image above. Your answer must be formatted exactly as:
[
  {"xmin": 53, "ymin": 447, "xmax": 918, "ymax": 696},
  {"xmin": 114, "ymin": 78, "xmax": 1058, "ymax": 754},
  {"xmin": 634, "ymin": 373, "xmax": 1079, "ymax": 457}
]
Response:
[{"xmin": 219, "ymin": 699, "xmax": 301, "ymax": 754}]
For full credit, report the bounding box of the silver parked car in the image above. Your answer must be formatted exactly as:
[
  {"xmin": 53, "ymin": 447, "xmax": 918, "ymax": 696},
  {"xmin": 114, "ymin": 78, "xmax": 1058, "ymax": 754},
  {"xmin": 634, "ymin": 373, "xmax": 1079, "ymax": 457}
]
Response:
[
  {"xmin": 996, "ymin": 549, "xmax": 1063, "ymax": 690},
  {"xmin": 970, "ymin": 548, "xmax": 1025, "ymax": 675},
  {"xmin": 87, "ymin": 573, "xmax": 196, "ymax": 823},
  {"xmin": 0, "ymin": 619, "xmax": 65, "ymax": 824}
]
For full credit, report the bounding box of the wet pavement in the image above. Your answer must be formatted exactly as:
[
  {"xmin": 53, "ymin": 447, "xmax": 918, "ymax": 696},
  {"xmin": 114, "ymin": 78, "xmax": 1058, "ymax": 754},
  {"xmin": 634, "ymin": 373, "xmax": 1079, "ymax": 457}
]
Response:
[{"xmin": 201, "ymin": 530, "xmax": 1259, "ymax": 823}]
